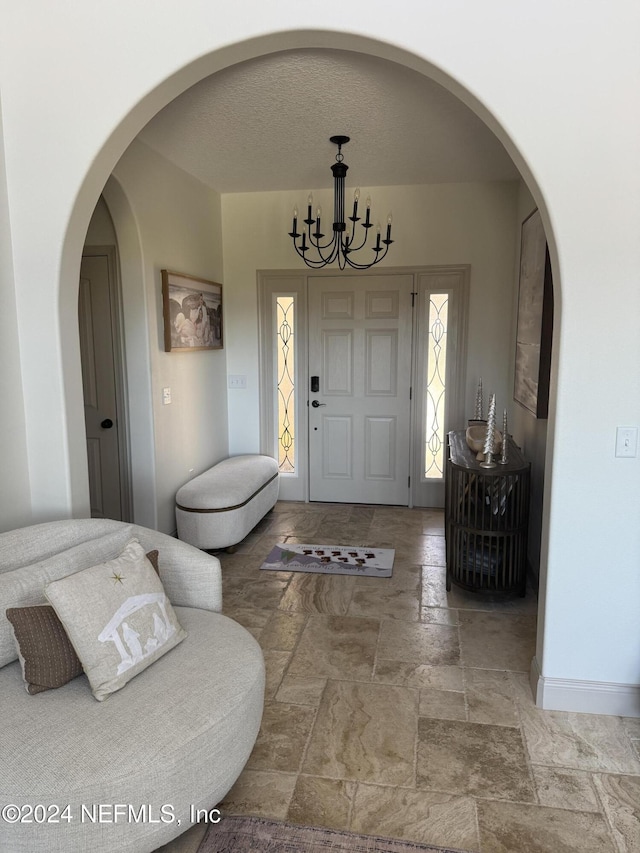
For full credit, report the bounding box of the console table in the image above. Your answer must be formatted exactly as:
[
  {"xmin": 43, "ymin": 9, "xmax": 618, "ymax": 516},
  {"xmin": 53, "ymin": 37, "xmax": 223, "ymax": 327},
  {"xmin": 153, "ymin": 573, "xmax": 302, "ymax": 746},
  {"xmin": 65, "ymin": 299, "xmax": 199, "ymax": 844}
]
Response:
[{"xmin": 445, "ymin": 430, "xmax": 530, "ymax": 595}]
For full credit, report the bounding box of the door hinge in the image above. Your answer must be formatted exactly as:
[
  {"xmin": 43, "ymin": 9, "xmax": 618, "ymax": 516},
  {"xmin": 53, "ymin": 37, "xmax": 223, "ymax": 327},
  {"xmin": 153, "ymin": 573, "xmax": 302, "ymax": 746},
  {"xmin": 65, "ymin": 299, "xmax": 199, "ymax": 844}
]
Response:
[
  {"xmin": 408, "ymin": 476, "xmax": 411, "ymax": 488},
  {"xmin": 409, "ymin": 386, "xmax": 412, "ymax": 400},
  {"xmin": 411, "ymin": 292, "xmax": 417, "ymax": 307}
]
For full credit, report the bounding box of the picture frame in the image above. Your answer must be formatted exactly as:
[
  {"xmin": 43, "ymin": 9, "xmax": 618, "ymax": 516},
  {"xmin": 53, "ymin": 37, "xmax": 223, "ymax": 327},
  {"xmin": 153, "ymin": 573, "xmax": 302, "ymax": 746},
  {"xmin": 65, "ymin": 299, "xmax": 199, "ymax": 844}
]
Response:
[
  {"xmin": 161, "ymin": 270, "xmax": 223, "ymax": 352},
  {"xmin": 513, "ymin": 209, "xmax": 554, "ymax": 418}
]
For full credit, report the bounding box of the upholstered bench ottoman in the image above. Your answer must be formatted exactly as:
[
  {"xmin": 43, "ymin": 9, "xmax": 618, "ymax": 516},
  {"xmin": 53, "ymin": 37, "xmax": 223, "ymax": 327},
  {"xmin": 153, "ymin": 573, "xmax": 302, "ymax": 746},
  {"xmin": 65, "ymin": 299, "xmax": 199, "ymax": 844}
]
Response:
[{"xmin": 176, "ymin": 455, "xmax": 279, "ymax": 550}]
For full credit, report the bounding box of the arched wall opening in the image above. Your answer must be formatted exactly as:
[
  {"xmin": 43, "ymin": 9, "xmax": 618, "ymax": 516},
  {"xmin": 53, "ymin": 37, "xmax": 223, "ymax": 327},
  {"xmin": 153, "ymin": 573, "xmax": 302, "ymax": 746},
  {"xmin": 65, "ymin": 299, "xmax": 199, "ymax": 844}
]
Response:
[{"xmin": 59, "ymin": 29, "xmax": 559, "ymax": 694}]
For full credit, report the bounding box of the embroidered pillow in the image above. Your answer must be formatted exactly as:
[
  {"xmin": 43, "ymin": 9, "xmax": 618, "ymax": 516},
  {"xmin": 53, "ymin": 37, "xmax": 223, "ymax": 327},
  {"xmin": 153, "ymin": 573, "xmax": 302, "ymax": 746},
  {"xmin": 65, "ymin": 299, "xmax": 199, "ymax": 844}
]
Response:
[{"xmin": 45, "ymin": 541, "xmax": 185, "ymax": 701}]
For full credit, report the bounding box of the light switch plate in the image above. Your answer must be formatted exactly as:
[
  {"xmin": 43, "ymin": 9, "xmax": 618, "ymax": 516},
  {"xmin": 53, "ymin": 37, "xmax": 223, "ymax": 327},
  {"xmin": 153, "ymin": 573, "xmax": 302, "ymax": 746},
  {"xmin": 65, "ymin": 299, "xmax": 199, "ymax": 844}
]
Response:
[
  {"xmin": 615, "ymin": 426, "xmax": 638, "ymax": 458},
  {"xmin": 228, "ymin": 375, "xmax": 247, "ymax": 389}
]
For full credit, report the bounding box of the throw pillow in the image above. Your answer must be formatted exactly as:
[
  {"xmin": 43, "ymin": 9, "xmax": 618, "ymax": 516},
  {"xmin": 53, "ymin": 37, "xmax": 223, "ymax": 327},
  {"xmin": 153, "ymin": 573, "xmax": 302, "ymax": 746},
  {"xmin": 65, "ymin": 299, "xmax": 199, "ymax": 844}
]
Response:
[
  {"xmin": 45, "ymin": 540, "xmax": 185, "ymax": 701},
  {"xmin": 145, "ymin": 549, "xmax": 159, "ymax": 574},
  {"xmin": 6, "ymin": 604, "xmax": 83, "ymax": 694},
  {"xmin": 6, "ymin": 550, "xmax": 161, "ymax": 696}
]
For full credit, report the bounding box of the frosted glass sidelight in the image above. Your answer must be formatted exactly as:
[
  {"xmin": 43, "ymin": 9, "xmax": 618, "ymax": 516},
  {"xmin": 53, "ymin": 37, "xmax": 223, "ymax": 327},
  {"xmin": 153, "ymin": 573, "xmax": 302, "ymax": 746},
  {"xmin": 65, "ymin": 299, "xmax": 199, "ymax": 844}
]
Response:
[
  {"xmin": 424, "ymin": 294, "xmax": 449, "ymax": 479},
  {"xmin": 276, "ymin": 296, "xmax": 295, "ymax": 473}
]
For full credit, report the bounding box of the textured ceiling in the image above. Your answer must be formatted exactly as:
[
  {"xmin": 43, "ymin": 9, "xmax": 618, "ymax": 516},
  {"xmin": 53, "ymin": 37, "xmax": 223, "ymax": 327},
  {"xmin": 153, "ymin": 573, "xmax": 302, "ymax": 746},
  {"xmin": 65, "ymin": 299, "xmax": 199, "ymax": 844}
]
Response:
[{"xmin": 138, "ymin": 49, "xmax": 519, "ymax": 193}]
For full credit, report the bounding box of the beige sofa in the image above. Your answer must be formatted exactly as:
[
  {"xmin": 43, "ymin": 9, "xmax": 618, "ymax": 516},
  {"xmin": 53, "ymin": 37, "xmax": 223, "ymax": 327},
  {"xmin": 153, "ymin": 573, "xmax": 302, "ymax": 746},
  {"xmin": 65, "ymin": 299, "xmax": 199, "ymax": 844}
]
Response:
[{"xmin": 0, "ymin": 518, "xmax": 264, "ymax": 853}]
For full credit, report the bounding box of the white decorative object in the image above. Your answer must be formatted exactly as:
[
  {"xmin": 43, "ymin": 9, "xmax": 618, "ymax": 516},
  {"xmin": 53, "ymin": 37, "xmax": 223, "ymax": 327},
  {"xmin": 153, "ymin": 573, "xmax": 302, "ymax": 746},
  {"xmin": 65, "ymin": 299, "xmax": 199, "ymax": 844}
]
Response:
[
  {"xmin": 475, "ymin": 378, "xmax": 484, "ymax": 420},
  {"xmin": 466, "ymin": 424, "xmax": 501, "ymax": 457},
  {"xmin": 499, "ymin": 409, "xmax": 509, "ymax": 464},
  {"xmin": 481, "ymin": 393, "xmax": 498, "ymax": 468}
]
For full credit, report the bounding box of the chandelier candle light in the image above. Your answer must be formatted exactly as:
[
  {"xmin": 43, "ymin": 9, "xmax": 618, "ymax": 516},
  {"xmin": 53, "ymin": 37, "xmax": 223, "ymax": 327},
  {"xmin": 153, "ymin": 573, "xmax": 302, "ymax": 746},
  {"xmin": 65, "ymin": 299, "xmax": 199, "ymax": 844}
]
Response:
[{"xmin": 289, "ymin": 136, "xmax": 393, "ymax": 270}]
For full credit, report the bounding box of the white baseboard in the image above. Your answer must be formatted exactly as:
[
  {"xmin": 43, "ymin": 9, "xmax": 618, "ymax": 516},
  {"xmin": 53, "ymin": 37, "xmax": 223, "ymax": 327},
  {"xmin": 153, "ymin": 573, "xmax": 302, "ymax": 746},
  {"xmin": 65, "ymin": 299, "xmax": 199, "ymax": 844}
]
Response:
[{"xmin": 530, "ymin": 657, "xmax": 640, "ymax": 717}]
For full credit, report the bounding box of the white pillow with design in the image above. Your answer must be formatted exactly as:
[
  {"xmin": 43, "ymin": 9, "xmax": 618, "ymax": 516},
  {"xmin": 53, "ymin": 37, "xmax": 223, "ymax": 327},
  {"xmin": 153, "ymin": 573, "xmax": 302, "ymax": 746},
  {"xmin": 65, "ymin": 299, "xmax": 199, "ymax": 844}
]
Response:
[{"xmin": 45, "ymin": 539, "xmax": 186, "ymax": 701}]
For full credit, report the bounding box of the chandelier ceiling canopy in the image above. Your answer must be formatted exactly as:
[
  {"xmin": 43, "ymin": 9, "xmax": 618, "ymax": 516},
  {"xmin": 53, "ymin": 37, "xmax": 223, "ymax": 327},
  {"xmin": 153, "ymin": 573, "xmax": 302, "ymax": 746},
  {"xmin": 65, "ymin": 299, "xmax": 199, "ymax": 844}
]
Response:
[{"xmin": 288, "ymin": 136, "xmax": 393, "ymax": 270}]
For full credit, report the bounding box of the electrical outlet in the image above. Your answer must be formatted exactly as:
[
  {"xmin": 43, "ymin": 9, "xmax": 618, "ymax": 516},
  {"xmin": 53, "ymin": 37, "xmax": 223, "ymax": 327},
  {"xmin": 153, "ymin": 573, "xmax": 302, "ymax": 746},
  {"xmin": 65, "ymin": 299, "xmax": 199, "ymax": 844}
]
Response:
[
  {"xmin": 615, "ymin": 426, "xmax": 638, "ymax": 458},
  {"xmin": 162, "ymin": 387, "xmax": 171, "ymax": 405}
]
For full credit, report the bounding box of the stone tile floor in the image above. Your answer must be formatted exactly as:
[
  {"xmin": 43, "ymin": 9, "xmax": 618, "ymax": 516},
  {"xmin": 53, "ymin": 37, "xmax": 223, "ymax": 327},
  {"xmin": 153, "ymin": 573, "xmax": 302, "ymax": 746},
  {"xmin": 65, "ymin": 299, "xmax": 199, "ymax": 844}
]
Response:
[{"xmin": 161, "ymin": 501, "xmax": 640, "ymax": 853}]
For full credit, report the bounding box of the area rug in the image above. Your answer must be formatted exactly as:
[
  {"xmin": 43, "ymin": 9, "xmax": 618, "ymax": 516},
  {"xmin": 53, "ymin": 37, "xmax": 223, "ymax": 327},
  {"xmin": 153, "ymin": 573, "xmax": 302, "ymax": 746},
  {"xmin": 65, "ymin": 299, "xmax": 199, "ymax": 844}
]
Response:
[
  {"xmin": 198, "ymin": 816, "xmax": 468, "ymax": 853},
  {"xmin": 260, "ymin": 543, "xmax": 394, "ymax": 577}
]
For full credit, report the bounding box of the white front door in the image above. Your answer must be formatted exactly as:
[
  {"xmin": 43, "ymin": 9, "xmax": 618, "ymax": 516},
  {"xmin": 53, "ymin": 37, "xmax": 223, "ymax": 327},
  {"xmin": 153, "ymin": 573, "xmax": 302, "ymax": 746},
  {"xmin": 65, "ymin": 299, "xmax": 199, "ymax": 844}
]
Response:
[{"xmin": 308, "ymin": 274, "xmax": 414, "ymax": 505}]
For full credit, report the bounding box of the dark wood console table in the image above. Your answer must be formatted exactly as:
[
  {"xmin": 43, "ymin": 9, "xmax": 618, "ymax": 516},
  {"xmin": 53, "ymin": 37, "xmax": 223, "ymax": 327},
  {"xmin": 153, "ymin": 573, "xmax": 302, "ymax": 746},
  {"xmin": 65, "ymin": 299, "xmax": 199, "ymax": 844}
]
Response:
[{"xmin": 445, "ymin": 430, "xmax": 530, "ymax": 595}]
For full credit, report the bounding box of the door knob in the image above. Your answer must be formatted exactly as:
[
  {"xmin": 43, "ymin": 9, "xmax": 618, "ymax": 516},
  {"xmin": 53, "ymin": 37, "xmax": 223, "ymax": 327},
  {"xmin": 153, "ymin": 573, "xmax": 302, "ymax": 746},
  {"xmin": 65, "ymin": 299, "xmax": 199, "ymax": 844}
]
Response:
[
  {"xmin": 311, "ymin": 400, "xmax": 326, "ymax": 408},
  {"xmin": 100, "ymin": 418, "xmax": 114, "ymax": 429}
]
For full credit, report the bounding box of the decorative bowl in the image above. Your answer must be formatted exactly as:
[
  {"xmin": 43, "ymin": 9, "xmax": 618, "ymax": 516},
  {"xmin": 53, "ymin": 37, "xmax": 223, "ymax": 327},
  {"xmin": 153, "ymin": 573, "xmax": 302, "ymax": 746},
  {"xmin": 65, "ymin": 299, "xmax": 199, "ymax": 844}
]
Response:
[{"xmin": 466, "ymin": 425, "xmax": 502, "ymax": 456}]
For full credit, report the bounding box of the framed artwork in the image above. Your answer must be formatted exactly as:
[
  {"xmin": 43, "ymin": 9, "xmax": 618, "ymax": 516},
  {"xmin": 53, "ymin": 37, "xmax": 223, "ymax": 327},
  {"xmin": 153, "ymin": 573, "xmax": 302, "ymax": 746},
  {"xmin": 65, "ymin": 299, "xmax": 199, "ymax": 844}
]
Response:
[
  {"xmin": 513, "ymin": 209, "xmax": 554, "ymax": 418},
  {"xmin": 161, "ymin": 270, "xmax": 223, "ymax": 352}
]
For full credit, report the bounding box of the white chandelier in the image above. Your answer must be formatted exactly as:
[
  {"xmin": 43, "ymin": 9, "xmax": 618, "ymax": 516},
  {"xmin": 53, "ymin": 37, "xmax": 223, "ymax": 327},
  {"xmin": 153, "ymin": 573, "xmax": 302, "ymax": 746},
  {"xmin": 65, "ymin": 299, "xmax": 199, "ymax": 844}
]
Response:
[{"xmin": 288, "ymin": 136, "xmax": 394, "ymax": 270}]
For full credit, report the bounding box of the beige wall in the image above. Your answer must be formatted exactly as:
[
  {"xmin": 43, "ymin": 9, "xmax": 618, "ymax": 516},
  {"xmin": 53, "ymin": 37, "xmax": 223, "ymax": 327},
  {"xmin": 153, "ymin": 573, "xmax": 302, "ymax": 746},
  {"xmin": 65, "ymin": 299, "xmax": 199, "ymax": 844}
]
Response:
[
  {"xmin": 0, "ymin": 97, "xmax": 31, "ymax": 531},
  {"xmin": 222, "ymin": 180, "xmax": 520, "ymax": 454},
  {"xmin": 108, "ymin": 140, "xmax": 228, "ymax": 534}
]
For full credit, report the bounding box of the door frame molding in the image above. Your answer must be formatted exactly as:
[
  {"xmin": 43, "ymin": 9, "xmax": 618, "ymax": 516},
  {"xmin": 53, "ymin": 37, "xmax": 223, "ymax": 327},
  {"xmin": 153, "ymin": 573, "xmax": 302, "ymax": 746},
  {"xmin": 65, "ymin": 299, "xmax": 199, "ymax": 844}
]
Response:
[
  {"xmin": 258, "ymin": 265, "xmax": 469, "ymax": 506},
  {"xmin": 81, "ymin": 245, "xmax": 132, "ymax": 521}
]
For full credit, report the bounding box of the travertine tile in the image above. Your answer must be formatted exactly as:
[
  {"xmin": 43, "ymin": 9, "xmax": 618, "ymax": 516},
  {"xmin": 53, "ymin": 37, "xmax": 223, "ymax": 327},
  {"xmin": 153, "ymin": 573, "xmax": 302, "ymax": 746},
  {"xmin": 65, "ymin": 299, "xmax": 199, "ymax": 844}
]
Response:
[
  {"xmin": 380, "ymin": 563, "xmax": 422, "ymax": 592},
  {"xmin": 348, "ymin": 586, "xmax": 419, "ymax": 621},
  {"xmin": 276, "ymin": 675, "xmax": 327, "ymax": 706},
  {"xmin": 377, "ymin": 619, "xmax": 460, "ymax": 666},
  {"xmin": 373, "ymin": 660, "xmax": 464, "ymax": 691},
  {"xmin": 219, "ymin": 769, "xmax": 296, "ymax": 819},
  {"xmin": 517, "ymin": 702, "xmax": 640, "ymax": 774},
  {"xmin": 278, "ymin": 573, "xmax": 355, "ymax": 615},
  {"xmin": 417, "ymin": 718, "xmax": 535, "ymax": 801},
  {"xmin": 303, "ymin": 680, "xmax": 417, "ymax": 786},
  {"xmin": 465, "ymin": 668, "xmax": 519, "ymax": 727},
  {"xmin": 421, "ymin": 566, "xmax": 537, "ymax": 614},
  {"xmin": 262, "ymin": 649, "xmax": 291, "ymax": 700},
  {"xmin": 259, "ymin": 610, "xmax": 306, "ymax": 650},
  {"xmin": 419, "ymin": 606, "xmax": 458, "ymax": 625},
  {"xmin": 593, "ymin": 773, "xmax": 640, "ymax": 852},
  {"xmin": 287, "ymin": 775, "xmax": 356, "ymax": 830},
  {"xmin": 458, "ymin": 611, "xmax": 536, "ymax": 671},
  {"xmin": 311, "ymin": 524, "xmax": 373, "ymax": 544},
  {"xmin": 532, "ymin": 766, "xmax": 600, "ymax": 812},
  {"xmin": 623, "ymin": 717, "xmax": 640, "ymax": 739},
  {"xmin": 288, "ymin": 615, "xmax": 378, "ymax": 680},
  {"xmin": 476, "ymin": 799, "xmax": 616, "ymax": 853},
  {"xmin": 222, "ymin": 574, "xmax": 288, "ymax": 610},
  {"xmin": 351, "ymin": 783, "xmax": 479, "ymax": 851},
  {"xmin": 395, "ymin": 535, "xmax": 446, "ymax": 567},
  {"xmin": 246, "ymin": 702, "xmax": 316, "ymax": 773},
  {"xmin": 422, "ymin": 510, "xmax": 445, "ymax": 535},
  {"xmin": 267, "ymin": 511, "xmax": 322, "ymax": 537},
  {"xmin": 419, "ymin": 688, "xmax": 467, "ymax": 721}
]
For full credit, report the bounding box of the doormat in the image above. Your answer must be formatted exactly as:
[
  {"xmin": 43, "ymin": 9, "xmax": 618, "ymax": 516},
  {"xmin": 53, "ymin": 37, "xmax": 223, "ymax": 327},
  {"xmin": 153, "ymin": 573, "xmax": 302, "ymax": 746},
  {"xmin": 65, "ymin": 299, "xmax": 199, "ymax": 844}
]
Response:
[
  {"xmin": 260, "ymin": 543, "xmax": 394, "ymax": 577},
  {"xmin": 198, "ymin": 815, "xmax": 469, "ymax": 853}
]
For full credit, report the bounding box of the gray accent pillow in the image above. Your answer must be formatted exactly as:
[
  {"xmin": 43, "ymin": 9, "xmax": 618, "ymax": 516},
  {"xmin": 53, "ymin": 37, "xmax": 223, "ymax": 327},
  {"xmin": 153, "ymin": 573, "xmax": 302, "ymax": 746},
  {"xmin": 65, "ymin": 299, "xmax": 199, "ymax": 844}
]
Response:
[{"xmin": 45, "ymin": 540, "xmax": 186, "ymax": 701}]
